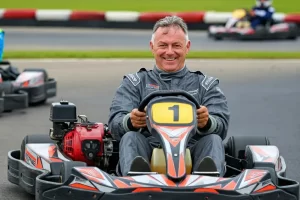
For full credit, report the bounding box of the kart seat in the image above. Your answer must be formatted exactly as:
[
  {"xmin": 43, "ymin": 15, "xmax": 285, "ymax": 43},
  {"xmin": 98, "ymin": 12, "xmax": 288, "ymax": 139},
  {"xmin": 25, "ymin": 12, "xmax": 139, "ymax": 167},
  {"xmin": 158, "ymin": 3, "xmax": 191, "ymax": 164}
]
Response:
[{"xmin": 150, "ymin": 148, "xmax": 192, "ymax": 174}]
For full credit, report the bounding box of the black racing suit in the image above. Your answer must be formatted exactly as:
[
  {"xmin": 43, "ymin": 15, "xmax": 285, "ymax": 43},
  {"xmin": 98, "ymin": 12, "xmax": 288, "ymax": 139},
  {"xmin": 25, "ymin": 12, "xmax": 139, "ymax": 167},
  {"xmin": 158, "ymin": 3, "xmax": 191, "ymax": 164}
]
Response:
[{"xmin": 108, "ymin": 65, "xmax": 230, "ymax": 176}]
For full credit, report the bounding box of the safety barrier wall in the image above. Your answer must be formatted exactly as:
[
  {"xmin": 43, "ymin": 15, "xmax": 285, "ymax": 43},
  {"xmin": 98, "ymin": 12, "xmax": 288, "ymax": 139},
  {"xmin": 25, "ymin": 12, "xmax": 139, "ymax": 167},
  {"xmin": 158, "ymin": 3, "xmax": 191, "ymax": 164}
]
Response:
[{"xmin": 0, "ymin": 9, "xmax": 300, "ymax": 30}]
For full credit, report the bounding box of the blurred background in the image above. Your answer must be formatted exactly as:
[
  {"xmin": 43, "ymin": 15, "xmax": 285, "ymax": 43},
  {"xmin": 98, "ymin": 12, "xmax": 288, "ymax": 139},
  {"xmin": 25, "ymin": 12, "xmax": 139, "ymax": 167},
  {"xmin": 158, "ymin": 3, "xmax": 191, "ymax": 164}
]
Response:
[{"xmin": 0, "ymin": 0, "xmax": 300, "ymax": 53}]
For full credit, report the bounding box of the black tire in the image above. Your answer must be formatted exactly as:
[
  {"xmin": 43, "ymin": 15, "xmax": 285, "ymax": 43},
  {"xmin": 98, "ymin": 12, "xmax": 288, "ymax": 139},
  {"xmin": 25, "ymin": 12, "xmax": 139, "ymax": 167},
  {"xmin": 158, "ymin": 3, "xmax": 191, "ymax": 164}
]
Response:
[
  {"xmin": 23, "ymin": 68, "xmax": 49, "ymax": 82},
  {"xmin": 287, "ymin": 35, "xmax": 297, "ymax": 40},
  {"xmin": 287, "ymin": 23, "xmax": 298, "ymax": 40},
  {"xmin": 225, "ymin": 136, "xmax": 270, "ymax": 159},
  {"xmin": 214, "ymin": 36, "xmax": 223, "ymax": 41},
  {"xmin": 20, "ymin": 134, "xmax": 54, "ymax": 161},
  {"xmin": 60, "ymin": 161, "xmax": 87, "ymax": 183}
]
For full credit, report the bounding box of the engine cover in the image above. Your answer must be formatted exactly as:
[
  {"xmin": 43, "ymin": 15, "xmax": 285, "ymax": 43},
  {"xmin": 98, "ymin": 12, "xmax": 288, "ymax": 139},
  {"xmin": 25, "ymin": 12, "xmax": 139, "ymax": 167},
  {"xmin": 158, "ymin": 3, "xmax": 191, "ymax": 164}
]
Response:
[{"xmin": 63, "ymin": 122, "xmax": 105, "ymax": 165}]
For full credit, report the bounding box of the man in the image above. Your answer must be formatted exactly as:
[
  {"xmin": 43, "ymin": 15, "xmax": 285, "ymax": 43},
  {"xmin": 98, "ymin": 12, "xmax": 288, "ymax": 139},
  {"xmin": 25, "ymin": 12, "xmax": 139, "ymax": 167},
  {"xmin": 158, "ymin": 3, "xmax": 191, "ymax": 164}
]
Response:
[
  {"xmin": 108, "ymin": 16, "xmax": 230, "ymax": 177},
  {"xmin": 250, "ymin": 0, "xmax": 275, "ymax": 29}
]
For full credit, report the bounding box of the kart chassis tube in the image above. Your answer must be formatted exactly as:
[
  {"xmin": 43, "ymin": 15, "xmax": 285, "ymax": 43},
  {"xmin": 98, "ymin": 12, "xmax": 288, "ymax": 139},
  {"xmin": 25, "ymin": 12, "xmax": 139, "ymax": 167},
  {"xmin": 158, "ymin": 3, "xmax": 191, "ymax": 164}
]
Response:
[{"xmin": 7, "ymin": 149, "xmax": 299, "ymax": 200}]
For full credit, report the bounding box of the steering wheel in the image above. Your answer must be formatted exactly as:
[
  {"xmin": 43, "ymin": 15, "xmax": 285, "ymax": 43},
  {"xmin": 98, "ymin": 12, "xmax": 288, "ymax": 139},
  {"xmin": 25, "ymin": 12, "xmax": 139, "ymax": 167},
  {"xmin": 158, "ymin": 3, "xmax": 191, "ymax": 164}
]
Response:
[{"xmin": 137, "ymin": 90, "xmax": 200, "ymax": 112}]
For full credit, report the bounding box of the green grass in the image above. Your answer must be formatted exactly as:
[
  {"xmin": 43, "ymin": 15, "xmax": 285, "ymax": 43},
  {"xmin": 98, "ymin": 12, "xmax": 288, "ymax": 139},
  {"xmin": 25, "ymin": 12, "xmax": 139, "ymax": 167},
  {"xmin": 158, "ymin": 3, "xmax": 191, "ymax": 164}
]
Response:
[
  {"xmin": 3, "ymin": 50, "xmax": 300, "ymax": 59},
  {"xmin": 1, "ymin": 0, "xmax": 300, "ymax": 13}
]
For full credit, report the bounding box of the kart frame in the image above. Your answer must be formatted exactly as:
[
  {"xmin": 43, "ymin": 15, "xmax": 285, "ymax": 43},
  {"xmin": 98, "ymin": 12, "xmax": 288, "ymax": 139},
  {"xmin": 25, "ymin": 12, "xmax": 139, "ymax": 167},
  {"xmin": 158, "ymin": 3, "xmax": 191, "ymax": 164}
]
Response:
[{"xmin": 7, "ymin": 91, "xmax": 300, "ymax": 200}]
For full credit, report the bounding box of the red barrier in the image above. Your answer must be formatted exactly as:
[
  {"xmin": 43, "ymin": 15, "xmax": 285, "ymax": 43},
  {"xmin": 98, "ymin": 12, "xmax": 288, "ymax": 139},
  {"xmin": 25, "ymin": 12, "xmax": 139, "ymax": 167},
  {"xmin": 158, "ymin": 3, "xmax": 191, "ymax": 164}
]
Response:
[
  {"xmin": 139, "ymin": 12, "xmax": 205, "ymax": 23},
  {"xmin": 70, "ymin": 11, "xmax": 105, "ymax": 20},
  {"xmin": 139, "ymin": 12, "xmax": 175, "ymax": 22},
  {"xmin": 176, "ymin": 12, "xmax": 205, "ymax": 23},
  {"xmin": 284, "ymin": 14, "xmax": 300, "ymax": 23},
  {"xmin": 2, "ymin": 9, "xmax": 36, "ymax": 19},
  {"xmin": 0, "ymin": 9, "xmax": 299, "ymax": 27}
]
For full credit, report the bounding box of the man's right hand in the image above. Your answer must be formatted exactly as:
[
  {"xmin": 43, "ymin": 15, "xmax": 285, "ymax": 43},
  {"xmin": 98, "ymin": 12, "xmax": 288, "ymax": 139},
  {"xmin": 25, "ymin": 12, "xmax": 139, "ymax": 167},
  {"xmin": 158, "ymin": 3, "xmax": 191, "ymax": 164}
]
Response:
[{"xmin": 130, "ymin": 108, "xmax": 147, "ymax": 129}]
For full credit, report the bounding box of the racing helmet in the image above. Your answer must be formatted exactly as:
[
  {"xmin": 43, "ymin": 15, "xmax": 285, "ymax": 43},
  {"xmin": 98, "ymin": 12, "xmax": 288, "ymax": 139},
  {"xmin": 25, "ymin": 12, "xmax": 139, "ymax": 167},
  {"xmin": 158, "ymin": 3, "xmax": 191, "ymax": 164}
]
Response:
[{"xmin": 256, "ymin": 0, "xmax": 272, "ymax": 7}]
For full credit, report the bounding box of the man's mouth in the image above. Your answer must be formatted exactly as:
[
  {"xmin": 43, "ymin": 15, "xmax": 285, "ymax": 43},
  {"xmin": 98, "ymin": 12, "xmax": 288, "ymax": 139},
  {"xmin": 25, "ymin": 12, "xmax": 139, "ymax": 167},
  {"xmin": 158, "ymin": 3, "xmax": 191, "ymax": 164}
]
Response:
[{"xmin": 163, "ymin": 57, "xmax": 176, "ymax": 61}]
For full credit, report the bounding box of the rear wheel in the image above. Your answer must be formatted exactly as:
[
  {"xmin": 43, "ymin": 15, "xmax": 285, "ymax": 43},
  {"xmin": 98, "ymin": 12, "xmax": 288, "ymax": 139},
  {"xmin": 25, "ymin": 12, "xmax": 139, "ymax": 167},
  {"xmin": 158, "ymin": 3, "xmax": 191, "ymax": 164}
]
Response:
[
  {"xmin": 287, "ymin": 23, "xmax": 298, "ymax": 40},
  {"xmin": 287, "ymin": 36, "xmax": 297, "ymax": 40},
  {"xmin": 225, "ymin": 135, "xmax": 270, "ymax": 159}
]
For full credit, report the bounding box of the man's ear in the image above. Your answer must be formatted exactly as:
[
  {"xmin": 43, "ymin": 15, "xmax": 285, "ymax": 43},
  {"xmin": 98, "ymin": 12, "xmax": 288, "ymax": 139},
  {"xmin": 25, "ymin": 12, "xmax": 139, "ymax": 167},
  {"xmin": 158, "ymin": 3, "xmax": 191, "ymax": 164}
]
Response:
[
  {"xmin": 186, "ymin": 40, "xmax": 191, "ymax": 54},
  {"xmin": 150, "ymin": 41, "xmax": 154, "ymax": 54}
]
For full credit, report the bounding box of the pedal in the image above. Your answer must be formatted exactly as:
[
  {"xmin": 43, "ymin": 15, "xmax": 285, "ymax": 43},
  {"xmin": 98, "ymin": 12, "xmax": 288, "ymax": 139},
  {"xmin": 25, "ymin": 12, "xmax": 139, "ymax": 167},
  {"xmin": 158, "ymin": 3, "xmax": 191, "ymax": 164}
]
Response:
[{"xmin": 194, "ymin": 156, "xmax": 220, "ymax": 177}]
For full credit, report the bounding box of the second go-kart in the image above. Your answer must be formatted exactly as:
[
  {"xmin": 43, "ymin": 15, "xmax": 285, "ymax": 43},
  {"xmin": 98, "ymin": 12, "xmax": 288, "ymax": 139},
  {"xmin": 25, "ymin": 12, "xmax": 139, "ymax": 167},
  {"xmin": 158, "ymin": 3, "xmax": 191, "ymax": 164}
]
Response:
[
  {"xmin": 208, "ymin": 8, "xmax": 299, "ymax": 40},
  {"xmin": 0, "ymin": 60, "xmax": 57, "ymax": 113},
  {"xmin": 7, "ymin": 90, "xmax": 299, "ymax": 200}
]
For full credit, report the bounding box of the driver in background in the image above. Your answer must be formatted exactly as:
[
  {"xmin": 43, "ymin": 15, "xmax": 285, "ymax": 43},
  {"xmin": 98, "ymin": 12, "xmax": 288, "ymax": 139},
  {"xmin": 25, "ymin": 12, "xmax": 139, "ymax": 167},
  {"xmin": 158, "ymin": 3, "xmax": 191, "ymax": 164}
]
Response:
[
  {"xmin": 108, "ymin": 16, "xmax": 230, "ymax": 177},
  {"xmin": 250, "ymin": 0, "xmax": 275, "ymax": 29}
]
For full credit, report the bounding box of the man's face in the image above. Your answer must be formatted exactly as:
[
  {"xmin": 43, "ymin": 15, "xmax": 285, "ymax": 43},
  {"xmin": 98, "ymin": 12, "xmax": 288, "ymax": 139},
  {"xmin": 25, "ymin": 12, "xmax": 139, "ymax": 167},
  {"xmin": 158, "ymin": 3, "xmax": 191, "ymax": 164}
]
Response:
[{"xmin": 150, "ymin": 26, "xmax": 191, "ymax": 73}]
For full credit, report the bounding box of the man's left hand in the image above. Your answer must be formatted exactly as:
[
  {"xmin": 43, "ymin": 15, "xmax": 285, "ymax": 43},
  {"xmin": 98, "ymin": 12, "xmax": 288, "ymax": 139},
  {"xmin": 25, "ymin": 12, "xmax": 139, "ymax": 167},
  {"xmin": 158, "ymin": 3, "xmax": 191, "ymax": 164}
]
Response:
[{"xmin": 196, "ymin": 106, "xmax": 209, "ymax": 128}]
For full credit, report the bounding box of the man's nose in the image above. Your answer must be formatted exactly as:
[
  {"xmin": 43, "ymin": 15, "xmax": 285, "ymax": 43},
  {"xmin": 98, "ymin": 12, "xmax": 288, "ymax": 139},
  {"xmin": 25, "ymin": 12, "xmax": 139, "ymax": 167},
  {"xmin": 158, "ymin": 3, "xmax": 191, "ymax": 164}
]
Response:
[{"xmin": 166, "ymin": 45, "xmax": 174, "ymax": 54}]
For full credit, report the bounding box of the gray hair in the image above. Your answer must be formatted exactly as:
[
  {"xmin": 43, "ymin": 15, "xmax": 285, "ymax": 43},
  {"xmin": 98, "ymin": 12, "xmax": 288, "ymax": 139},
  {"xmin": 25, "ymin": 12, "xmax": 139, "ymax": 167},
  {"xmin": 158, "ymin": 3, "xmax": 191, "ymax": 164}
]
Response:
[{"xmin": 151, "ymin": 16, "xmax": 189, "ymax": 43}]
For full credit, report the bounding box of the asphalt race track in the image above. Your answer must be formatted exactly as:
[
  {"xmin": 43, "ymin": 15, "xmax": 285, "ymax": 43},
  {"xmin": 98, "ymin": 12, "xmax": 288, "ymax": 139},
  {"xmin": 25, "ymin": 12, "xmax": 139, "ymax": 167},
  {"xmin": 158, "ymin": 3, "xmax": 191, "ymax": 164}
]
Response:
[
  {"xmin": 0, "ymin": 59, "xmax": 299, "ymax": 200},
  {"xmin": 3, "ymin": 27, "xmax": 300, "ymax": 51}
]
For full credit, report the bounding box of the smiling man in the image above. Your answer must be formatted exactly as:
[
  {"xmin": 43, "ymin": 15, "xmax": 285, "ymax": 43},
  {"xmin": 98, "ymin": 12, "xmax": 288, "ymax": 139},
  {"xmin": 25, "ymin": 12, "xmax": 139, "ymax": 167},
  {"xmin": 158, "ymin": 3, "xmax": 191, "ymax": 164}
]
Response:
[
  {"xmin": 108, "ymin": 16, "xmax": 230, "ymax": 177},
  {"xmin": 150, "ymin": 21, "xmax": 190, "ymax": 73}
]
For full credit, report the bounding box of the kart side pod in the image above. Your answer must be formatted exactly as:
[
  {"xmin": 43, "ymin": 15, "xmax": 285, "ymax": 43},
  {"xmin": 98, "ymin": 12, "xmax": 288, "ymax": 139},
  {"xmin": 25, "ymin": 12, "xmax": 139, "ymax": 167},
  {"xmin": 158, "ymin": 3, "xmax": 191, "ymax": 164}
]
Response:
[
  {"xmin": 245, "ymin": 145, "xmax": 282, "ymax": 185},
  {"xmin": 245, "ymin": 145, "xmax": 281, "ymax": 171}
]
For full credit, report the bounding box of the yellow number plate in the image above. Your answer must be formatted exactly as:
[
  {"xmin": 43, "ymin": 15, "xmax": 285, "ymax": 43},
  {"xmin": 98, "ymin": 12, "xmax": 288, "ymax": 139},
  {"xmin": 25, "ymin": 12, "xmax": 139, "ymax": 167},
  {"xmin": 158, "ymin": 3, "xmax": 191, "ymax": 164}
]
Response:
[{"xmin": 151, "ymin": 102, "xmax": 194, "ymax": 124}]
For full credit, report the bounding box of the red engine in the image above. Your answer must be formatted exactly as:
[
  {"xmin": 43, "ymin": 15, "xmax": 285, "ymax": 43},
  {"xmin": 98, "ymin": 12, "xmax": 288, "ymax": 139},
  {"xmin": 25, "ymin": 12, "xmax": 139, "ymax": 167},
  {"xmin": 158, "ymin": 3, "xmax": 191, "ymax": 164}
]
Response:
[{"xmin": 62, "ymin": 122, "xmax": 106, "ymax": 166}]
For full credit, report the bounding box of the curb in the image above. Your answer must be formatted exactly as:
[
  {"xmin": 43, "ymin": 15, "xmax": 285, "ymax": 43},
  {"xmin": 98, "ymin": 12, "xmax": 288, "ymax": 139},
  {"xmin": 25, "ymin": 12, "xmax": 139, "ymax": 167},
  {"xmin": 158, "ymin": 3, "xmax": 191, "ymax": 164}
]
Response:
[{"xmin": 0, "ymin": 9, "xmax": 300, "ymax": 30}]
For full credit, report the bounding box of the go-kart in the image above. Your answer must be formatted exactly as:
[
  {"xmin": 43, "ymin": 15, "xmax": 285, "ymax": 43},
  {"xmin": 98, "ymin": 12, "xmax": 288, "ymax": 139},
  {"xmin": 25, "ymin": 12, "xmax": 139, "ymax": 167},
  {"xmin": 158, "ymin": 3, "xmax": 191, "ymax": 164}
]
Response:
[
  {"xmin": 208, "ymin": 8, "xmax": 299, "ymax": 40},
  {"xmin": 0, "ymin": 60, "xmax": 57, "ymax": 113},
  {"xmin": 7, "ymin": 90, "xmax": 299, "ymax": 200}
]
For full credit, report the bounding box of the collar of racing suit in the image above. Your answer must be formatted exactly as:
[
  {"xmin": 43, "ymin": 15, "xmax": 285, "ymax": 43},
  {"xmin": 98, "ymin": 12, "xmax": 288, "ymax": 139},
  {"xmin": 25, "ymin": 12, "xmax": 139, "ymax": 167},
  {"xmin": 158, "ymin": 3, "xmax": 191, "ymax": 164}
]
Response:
[{"xmin": 153, "ymin": 64, "xmax": 189, "ymax": 81}]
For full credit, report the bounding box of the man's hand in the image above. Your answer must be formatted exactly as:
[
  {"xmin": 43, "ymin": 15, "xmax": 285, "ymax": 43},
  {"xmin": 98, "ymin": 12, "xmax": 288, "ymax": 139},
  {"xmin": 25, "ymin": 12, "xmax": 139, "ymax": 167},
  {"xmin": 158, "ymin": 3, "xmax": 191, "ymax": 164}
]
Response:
[
  {"xmin": 130, "ymin": 108, "xmax": 147, "ymax": 129},
  {"xmin": 196, "ymin": 106, "xmax": 209, "ymax": 128}
]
